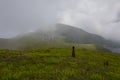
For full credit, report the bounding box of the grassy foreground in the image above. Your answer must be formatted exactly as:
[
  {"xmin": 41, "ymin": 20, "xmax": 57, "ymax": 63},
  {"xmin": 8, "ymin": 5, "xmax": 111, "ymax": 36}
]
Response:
[{"xmin": 0, "ymin": 48, "xmax": 120, "ymax": 80}]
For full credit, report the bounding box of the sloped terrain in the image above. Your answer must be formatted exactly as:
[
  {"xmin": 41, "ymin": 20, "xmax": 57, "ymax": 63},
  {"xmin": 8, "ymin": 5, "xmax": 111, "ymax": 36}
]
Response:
[{"xmin": 0, "ymin": 23, "xmax": 117, "ymax": 50}]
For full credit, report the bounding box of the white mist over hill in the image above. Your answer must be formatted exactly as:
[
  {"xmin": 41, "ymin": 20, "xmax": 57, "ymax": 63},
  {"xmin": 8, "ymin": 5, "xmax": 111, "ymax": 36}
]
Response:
[{"xmin": 0, "ymin": 0, "xmax": 120, "ymax": 42}]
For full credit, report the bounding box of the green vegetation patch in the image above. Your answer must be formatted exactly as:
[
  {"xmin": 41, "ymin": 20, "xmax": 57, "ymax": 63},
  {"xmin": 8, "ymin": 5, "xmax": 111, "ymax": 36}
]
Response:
[{"xmin": 0, "ymin": 48, "xmax": 120, "ymax": 80}]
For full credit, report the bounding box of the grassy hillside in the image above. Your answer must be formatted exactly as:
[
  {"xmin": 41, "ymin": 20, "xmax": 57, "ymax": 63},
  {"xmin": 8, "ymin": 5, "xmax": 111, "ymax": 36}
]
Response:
[
  {"xmin": 0, "ymin": 23, "xmax": 119, "ymax": 50},
  {"xmin": 5, "ymin": 40, "xmax": 108, "ymax": 51},
  {"xmin": 56, "ymin": 24, "xmax": 107, "ymax": 44},
  {"xmin": 56, "ymin": 24, "xmax": 120, "ymax": 47},
  {"xmin": 0, "ymin": 48, "xmax": 120, "ymax": 80}
]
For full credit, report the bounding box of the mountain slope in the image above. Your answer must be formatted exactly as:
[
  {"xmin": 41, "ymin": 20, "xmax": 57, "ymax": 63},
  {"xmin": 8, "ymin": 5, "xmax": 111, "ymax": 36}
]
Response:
[
  {"xmin": 56, "ymin": 24, "xmax": 108, "ymax": 45},
  {"xmin": 0, "ymin": 23, "xmax": 119, "ymax": 50}
]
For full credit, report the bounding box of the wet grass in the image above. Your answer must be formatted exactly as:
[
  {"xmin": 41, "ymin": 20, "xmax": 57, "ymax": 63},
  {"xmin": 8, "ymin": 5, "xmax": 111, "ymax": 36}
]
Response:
[{"xmin": 0, "ymin": 48, "xmax": 120, "ymax": 80}]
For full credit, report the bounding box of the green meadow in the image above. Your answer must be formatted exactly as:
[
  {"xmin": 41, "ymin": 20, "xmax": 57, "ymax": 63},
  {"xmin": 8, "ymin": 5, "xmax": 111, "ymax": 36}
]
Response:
[{"xmin": 0, "ymin": 48, "xmax": 120, "ymax": 80}]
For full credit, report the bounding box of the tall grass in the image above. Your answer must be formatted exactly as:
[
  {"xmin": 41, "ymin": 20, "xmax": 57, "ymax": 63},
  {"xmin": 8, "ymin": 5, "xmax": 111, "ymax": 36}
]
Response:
[{"xmin": 0, "ymin": 48, "xmax": 120, "ymax": 80}]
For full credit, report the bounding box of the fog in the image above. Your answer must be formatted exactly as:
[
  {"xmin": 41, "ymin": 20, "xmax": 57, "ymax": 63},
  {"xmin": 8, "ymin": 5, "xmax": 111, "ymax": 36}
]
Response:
[{"xmin": 0, "ymin": 0, "xmax": 120, "ymax": 41}]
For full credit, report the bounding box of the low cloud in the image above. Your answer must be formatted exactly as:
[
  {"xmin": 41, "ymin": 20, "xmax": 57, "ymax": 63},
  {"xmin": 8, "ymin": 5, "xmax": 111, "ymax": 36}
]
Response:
[
  {"xmin": 0, "ymin": 0, "xmax": 120, "ymax": 41},
  {"xmin": 58, "ymin": 0, "xmax": 120, "ymax": 41}
]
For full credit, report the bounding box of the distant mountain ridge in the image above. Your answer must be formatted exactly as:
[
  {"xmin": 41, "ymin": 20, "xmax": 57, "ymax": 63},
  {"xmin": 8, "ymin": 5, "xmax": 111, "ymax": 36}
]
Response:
[
  {"xmin": 0, "ymin": 23, "xmax": 119, "ymax": 49},
  {"xmin": 56, "ymin": 24, "xmax": 120, "ymax": 47},
  {"xmin": 56, "ymin": 24, "xmax": 107, "ymax": 44}
]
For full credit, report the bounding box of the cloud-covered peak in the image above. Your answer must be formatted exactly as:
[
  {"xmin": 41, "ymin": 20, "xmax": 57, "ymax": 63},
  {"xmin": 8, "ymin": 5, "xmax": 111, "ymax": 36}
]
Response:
[
  {"xmin": 58, "ymin": 0, "xmax": 120, "ymax": 41},
  {"xmin": 0, "ymin": 0, "xmax": 120, "ymax": 41}
]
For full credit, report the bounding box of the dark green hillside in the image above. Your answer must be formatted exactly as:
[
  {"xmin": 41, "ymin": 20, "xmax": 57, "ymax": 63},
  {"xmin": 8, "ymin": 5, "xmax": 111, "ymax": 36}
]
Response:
[
  {"xmin": 56, "ymin": 24, "xmax": 108, "ymax": 44},
  {"xmin": 0, "ymin": 23, "xmax": 119, "ymax": 49},
  {"xmin": 0, "ymin": 48, "xmax": 120, "ymax": 80}
]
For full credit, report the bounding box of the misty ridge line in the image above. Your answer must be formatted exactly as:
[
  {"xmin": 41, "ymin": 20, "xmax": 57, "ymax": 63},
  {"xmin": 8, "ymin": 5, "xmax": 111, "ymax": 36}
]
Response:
[
  {"xmin": 0, "ymin": 23, "xmax": 119, "ymax": 51},
  {"xmin": 0, "ymin": 0, "xmax": 120, "ymax": 42}
]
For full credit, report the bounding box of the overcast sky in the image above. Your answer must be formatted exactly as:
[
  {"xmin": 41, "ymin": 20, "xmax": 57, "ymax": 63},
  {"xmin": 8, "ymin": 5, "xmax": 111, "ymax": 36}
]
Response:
[{"xmin": 0, "ymin": 0, "xmax": 120, "ymax": 41}]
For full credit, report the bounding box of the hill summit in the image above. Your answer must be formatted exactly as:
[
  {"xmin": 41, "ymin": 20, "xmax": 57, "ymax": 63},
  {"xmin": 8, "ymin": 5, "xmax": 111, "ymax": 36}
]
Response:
[{"xmin": 55, "ymin": 24, "xmax": 107, "ymax": 44}]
